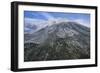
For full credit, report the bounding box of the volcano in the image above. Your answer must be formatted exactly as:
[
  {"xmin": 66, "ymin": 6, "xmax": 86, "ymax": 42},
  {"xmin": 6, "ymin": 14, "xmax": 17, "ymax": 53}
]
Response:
[{"xmin": 24, "ymin": 21, "xmax": 90, "ymax": 62}]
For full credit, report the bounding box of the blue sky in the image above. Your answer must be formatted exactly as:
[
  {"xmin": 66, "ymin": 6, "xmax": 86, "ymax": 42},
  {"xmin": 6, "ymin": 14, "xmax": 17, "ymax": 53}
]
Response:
[{"xmin": 24, "ymin": 11, "xmax": 90, "ymax": 26}]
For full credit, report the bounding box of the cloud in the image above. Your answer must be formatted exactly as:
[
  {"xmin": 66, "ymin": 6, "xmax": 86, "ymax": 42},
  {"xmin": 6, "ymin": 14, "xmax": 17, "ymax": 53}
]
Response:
[
  {"xmin": 39, "ymin": 12, "xmax": 55, "ymax": 20},
  {"xmin": 73, "ymin": 19, "xmax": 90, "ymax": 27}
]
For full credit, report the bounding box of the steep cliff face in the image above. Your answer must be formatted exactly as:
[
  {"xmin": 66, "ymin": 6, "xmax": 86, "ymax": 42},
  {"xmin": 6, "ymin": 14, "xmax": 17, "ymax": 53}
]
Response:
[{"xmin": 24, "ymin": 22, "xmax": 90, "ymax": 62}]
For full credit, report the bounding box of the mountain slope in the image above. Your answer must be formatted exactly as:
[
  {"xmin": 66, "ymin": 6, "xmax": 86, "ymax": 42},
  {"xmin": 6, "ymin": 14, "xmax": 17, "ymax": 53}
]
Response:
[{"xmin": 24, "ymin": 22, "xmax": 90, "ymax": 61}]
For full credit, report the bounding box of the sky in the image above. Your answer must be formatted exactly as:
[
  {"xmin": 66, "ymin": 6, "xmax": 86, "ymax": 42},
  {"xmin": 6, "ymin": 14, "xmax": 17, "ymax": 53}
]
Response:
[{"xmin": 24, "ymin": 11, "xmax": 90, "ymax": 33}]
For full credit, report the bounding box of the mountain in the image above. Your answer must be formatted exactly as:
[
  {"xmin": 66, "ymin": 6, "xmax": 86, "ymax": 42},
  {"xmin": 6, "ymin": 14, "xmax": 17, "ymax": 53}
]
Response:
[
  {"xmin": 24, "ymin": 18, "xmax": 49, "ymax": 33},
  {"xmin": 24, "ymin": 21, "xmax": 90, "ymax": 62}
]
